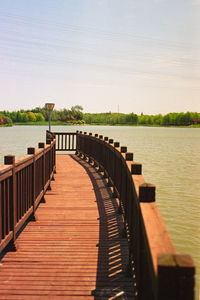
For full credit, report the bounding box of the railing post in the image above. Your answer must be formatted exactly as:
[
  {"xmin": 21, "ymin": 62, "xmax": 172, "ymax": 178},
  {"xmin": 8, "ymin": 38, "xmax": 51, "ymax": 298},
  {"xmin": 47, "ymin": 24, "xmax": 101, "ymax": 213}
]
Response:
[
  {"xmin": 27, "ymin": 147, "xmax": 36, "ymax": 221},
  {"xmin": 123, "ymin": 152, "xmax": 133, "ymax": 238},
  {"xmin": 139, "ymin": 183, "xmax": 156, "ymax": 203},
  {"xmin": 4, "ymin": 155, "xmax": 17, "ymax": 251},
  {"xmin": 131, "ymin": 163, "xmax": 142, "ymax": 175},
  {"xmin": 117, "ymin": 146, "xmax": 127, "ymax": 215},
  {"xmin": 157, "ymin": 254, "xmax": 195, "ymax": 300},
  {"xmin": 112, "ymin": 142, "xmax": 120, "ymax": 198},
  {"xmin": 38, "ymin": 142, "xmax": 46, "ymax": 202},
  {"xmin": 50, "ymin": 140, "xmax": 55, "ymax": 180},
  {"xmin": 46, "ymin": 139, "xmax": 52, "ymax": 190},
  {"xmin": 138, "ymin": 182, "xmax": 156, "ymax": 299},
  {"xmin": 93, "ymin": 134, "xmax": 99, "ymax": 168},
  {"xmin": 108, "ymin": 139, "xmax": 113, "ymax": 144},
  {"xmin": 121, "ymin": 146, "xmax": 127, "ymax": 153},
  {"xmin": 76, "ymin": 131, "xmax": 79, "ymax": 155},
  {"xmin": 106, "ymin": 139, "xmax": 114, "ymax": 187},
  {"xmin": 126, "ymin": 152, "xmax": 134, "ymax": 161},
  {"xmin": 53, "ymin": 138, "xmax": 56, "ymax": 174}
]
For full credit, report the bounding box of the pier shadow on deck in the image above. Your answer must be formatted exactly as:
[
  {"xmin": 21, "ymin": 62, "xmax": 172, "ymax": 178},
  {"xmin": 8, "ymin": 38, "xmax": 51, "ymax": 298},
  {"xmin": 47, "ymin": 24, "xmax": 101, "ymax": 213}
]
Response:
[{"xmin": 72, "ymin": 155, "xmax": 136, "ymax": 299}]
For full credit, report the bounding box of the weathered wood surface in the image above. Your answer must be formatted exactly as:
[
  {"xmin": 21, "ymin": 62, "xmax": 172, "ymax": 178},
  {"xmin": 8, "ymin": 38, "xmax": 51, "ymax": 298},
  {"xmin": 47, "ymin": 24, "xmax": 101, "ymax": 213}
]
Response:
[{"xmin": 0, "ymin": 154, "xmax": 135, "ymax": 299}]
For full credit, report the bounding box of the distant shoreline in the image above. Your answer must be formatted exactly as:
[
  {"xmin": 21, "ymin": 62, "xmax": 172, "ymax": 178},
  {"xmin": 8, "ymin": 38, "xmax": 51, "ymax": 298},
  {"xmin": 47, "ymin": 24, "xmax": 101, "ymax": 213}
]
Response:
[{"xmin": 1, "ymin": 122, "xmax": 200, "ymax": 128}]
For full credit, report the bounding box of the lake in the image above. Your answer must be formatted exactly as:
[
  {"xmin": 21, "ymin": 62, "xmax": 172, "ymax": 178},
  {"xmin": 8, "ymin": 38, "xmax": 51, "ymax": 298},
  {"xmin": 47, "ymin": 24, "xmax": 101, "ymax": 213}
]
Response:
[{"xmin": 0, "ymin": 125, "xmax": 200, "ymax": 298}]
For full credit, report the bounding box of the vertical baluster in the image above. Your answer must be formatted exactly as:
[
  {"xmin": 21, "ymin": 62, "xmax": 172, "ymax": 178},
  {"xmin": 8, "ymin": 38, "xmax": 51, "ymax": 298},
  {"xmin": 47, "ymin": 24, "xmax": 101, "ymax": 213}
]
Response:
[
  {"xmin": 20, "ymin": 170, "xmax": 22, "ymax": 219},
  {"xmin": 46, "ymin": 140, "xmax": 51, "ymax": 183},
  {"xmin": 61, "ymin": 134, "xmax": 63, "ymax": 150},
  {"xmin": 53, "ymin": 138, "xmax": 56, "ymax": 174},
  {"xmin": 27, "ymin": 166, "xmax": 29, "ymax": 209},
  {"xmin": 65, "ymin": 133, "xmax": 67, "ymax": 150},
  {"xmin": 58, "ymin": 134, "xmax": 60, "ymax": 150},
  {"xmin": 23, "ymin": 169, "xmax": 26, "ymax": 216},
  {"xmin": 27, "ymin": 148, "xmax": 36, "ymax": 220},
  {"xmin": 25, "ymin": 167, "xmax": 27, "ymax": 213},
  {"xmin": 17, "ymin": 172, "xmax": 19, "ymax": 222},
  {"xmin": 28, "ymin": 166, "xmax": 30, "ymax": 209},
  {"xmin": 69, "ymin": 133, "xmax": 71, "ymax": 150},
  {"xmin": 38, "ymin": 142, "xmax": 45, "ymax": 197},
  {"xmin": 6, "ymin": 179, "xmax": 10, "ymax": 235},
  {"xmin": 20, "ymin": 170, "xmax": 22, "ymax": 218},
  {"xmin": 72, "ymin": 133, "xmax": 75, "ymax": 150},
  {"xmin": 46, "ymin": 141, "xmax": 51, "ymax": 190},
  {"xmin": 4, "ymin": 155, "xmax": 17, "ymax": 251},
  {"xmin": 3, "ymin": 181, "xmax": 6, "ymax": 238}
]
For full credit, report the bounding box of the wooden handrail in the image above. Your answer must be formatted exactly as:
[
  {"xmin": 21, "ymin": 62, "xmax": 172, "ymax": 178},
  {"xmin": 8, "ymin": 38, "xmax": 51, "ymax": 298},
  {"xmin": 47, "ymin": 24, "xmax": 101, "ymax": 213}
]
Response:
[
  {"xmin": 0, "ymin": 138, "xmax": 56, "ymax": 254},
  {"xmin": 75, "ymin": 131, "xmax": 195, "ymax": 300}
]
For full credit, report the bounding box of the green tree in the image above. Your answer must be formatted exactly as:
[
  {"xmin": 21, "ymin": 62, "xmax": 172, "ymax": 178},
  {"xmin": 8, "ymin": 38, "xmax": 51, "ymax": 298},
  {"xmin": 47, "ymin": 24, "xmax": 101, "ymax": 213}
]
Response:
[
  {"xmin": 35, "ymin": 113, "xmax": 45, "ymax": 122},
  {"xmin": 27, "ymin": 112, "xmax": 37, "ymax": 122},
  {"xmin": 126, "ymin": 113, "xmax": 138, "ymax": 124},
  {"xmin": 161, "ymin": 114, "xmax": 170, "ymax": 126},
  {"xmin": 71, "ymin": 105, "xmax": 83, "ymax": 120},
  {"xmin": 153, "ymin": 114, "xmax": 163, "ymax": 125},
  {"xmin": 20, "ymin": 112, "xmax": 29, "ymax": 122}
]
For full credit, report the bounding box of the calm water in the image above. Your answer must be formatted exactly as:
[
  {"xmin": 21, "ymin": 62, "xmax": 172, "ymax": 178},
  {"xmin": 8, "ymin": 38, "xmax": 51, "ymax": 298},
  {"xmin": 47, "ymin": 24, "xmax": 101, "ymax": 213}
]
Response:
[{"xmin": 0, "ymin": 125, "xmax": 200, "ymax": 298}]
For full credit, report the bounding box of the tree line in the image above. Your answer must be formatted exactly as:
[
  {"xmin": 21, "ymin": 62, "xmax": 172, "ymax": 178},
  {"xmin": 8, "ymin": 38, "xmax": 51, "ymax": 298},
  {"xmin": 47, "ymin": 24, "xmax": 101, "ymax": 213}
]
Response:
[
  {"xmin": 84, "ymin": 112, "xmax": 200, "ymax": 126},
  {"xmin": 0, "ymin": 105, "xmax": 84, "ymax": 125},
  {"xmin": 0, "ymin": 106, "xmax": 200, "ymax": 126}
]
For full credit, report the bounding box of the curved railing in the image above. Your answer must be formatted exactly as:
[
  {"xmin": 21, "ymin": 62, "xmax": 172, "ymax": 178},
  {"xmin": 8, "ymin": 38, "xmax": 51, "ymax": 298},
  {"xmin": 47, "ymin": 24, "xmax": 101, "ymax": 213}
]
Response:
[
  {"xmin": 1, "ymin": 130, "xmax": 195, "ymax": 299},
  {"xmin": 74, "ymin": 130, "xmax": 195, "ymax": 300},
  {"xmin": 0, "ymin": 137, "xmax": 56, "ymax": 253}
]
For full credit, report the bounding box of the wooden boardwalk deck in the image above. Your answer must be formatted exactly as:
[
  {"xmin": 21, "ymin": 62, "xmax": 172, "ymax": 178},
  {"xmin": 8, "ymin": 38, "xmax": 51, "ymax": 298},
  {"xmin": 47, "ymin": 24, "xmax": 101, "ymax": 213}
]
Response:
[{"xmin": 0, "ymin": 154, "xmax": 135, "ymax": 299}]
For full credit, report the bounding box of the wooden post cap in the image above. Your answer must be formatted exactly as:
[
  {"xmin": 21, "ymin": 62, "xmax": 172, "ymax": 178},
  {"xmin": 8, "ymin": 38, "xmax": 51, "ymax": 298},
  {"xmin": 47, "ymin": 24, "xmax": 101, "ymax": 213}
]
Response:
[
  {"xmin": 121, "ymin": 146, "xmax": 127, "ymax": 153},
  {"xmin": 104, "ymin": 137, "xmax": 108, "ymax": 141},
  {"xmin": 4, "ymin": 155, "xmax": 15, "ymax": 165},
  {"xmin": 27, "ymin": 147, "xmax": 36, "ymax": 155},
  {"xmin": 38, "ymin": 142, "xmax": 45, "ymax": 148},
  {"xmin": 126, "ymin": 152, "xmax": 133, "ymax": 161},
  {"xmin": 99, "ymin": 135, "xmax": 103, "ymax": 139},
  {"xmin": 114, "ymin": 142, "xmax": 120, "ymax": 147},
  {"xmin": 95, "ymin": 134, "xmax": 98, "ymax": 137},
  {"xmin": 139, "ymin": 183, "xmax": 156, "ymax": 202},
  {"xmin": 89, "ymin": 133, "xmax": 92, "ymax": 136},
  {"xmin": 109, "ymin": 139, "xmax": 114, "ymax": 144},
  {"xmin": 131, "ymin": 163, "xmax": 142, "ymax": 175}
]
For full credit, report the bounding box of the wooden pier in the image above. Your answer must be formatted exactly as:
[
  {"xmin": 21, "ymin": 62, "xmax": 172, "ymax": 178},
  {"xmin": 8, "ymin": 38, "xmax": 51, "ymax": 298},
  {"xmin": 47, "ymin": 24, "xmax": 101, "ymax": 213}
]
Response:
[{"xmin": 0, "ymin": 131, "xmax": 195, "ymax": 299}]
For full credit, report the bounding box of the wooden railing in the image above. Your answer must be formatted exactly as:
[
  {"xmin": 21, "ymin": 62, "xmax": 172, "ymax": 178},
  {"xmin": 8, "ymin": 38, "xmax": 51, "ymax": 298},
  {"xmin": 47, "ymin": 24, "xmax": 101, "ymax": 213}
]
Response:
[
  {"xmin": 74, "ymin": 131, "xmax": 195, "ymax": 300},
  {"xmin": 1, "ymin": 130, "xmax": 195, "ymax": 299},
  {"xmin": 47, "ymin": 131, "xmax": 76, "ymax": 151},
  {"xmin": 0, "ymin": 137, "xmax": 56, "ymax": 253}
]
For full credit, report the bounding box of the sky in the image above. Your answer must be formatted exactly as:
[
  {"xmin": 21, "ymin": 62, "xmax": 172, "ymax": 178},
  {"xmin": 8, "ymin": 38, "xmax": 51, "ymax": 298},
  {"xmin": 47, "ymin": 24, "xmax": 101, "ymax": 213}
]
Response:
[{"xmin": 0, "ymin": 0, "xmax": 200, "ymax": 114}]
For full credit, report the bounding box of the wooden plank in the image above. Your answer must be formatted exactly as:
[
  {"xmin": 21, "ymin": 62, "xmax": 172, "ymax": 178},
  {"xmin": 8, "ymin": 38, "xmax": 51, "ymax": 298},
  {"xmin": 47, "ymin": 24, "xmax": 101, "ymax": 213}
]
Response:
[{"xmin": 0, "ymin": 154, "xmax": 136, "ymax": 299}]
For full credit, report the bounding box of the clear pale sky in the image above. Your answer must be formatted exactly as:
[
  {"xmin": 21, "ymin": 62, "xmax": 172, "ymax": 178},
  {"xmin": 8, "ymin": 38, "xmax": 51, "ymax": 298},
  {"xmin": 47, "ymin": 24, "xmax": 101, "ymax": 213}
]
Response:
[{"xmin": 0, "ymin": 0, "xmax": 200, "ymax": 114}]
